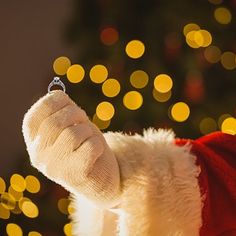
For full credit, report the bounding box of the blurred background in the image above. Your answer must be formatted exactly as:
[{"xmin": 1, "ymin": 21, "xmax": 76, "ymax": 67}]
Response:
[{"xmin": 0, "ymin": 0, "xmax": 236, "ymax": 235}]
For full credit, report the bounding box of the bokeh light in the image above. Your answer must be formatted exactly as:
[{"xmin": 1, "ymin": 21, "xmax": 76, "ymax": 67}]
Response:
[
  {"xmin": 221, "ymin": 117, "xmax": 236, "ymax": 135},
  {"xmin": 204, "ymin": 45, "xmax": 221, "ymax": 63},
  {"xmin": 25, "ymin": 175, "xmax": 40, "ymax": 194},
  {"xmin": 214, "ymin": 7, "xmax": 232, "ymax": 24},
  {"xmin": 96, "ymin": 102, "xmax": 115, "ymax": 121},
  {"xmin": 183, "ymin": 23, "xmax": 200, "ymax": 36},
  {"xmin": 67, "ymin": 64, "xmax": 85, "ymax": 83},
  {"xmin": 1, "ymin": 192, "xmax": 16, "ymax": 210},
  {"xmin": 8, "ymin": 186, "xmax": 23, "ymax": 201},
  {"xmin": 21, "ymin": 201, "xmax": 39, "ymax": 218},
  {"xmin": 64, "ymin": 223, "xmax": 72, "ymax": 236},
  {"xmin": 57, "ymin": 198, "xmax": 70, "ymax": 215},
  {"xmin": 6, "ymin": 223, "xmax": 23, "ymax": 236},
  {"xmin": 102, "ymin": 78, "xmax": 121, "ymax": 97},
  {"xmin": 89, "ymin": 65, "xmax": 108, "ymax": 83},
  {"xmin": 28, "ymin": 232, "xmax": 42, "ymax": 236},
  {"xmin": 171, "ymin": 102, "xmax": 190, "ymax": 122},
  {"xmin": 152, "ymin": 89, "xmax": 172, "ymax": 102},
  {"xmin": 220, "ymin": 52, "xmax": 236, "ymax": 70},
  {"xmin": 130, "ymin": 70, "xmax": 149, "ymax": 89},
  {"xmin": 199, "ymin": 117, "xmax": 217, "ymax": 134},
  {"xmin": 10, "ymin": 174, "xmax": 26, "ymax": 192},
  {"xmin": 100, "ymin": 27, "xmax": 119, "ymax": 45},
  {"xmin": 53, "ymin": 56, "xmax": 71, "ymax": 76},
  {"xmin": 0, "ymin": 177, "xmax": 6, "ymax": 193},
  {"xmin": 125, "ymin": 40, "xmax": 145, "ymax": 59},
  {"xmin": 0, "ymin": 204, "xmax": 10, "ymax": 219},
  {"xmin": 18, "ymin": 197, "xmax": 31, "ymax": 210},
  {"xmin": 123, "ymin": 91, "xmax": 143, "ymax": 110},
  {"xmin": 154, "ymin": 74, "xmax": 173, "ymax": 93},
  {"xmin": 185, "ymin": 29, "xmax": 212, "ymax": 48},
  {"xmin": 92, "ymin": 114, "xmax": 111, "ymax": 130}
]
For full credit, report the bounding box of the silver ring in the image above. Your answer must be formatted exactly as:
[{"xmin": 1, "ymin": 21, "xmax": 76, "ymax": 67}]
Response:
[{"xmin": 48, "ymin": 77, "xmax": 66, "ymax": 93}]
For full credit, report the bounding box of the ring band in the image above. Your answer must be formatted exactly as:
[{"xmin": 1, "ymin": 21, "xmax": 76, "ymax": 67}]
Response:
[{"xmin": 48, "ymin": 77, "xmax": 66, "ymax": 93}]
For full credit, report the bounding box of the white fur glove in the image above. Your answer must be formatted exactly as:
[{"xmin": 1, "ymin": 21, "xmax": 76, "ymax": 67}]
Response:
[{"xmin": 22, "ymin": 90, "xmax": 121, "ymax": 208}]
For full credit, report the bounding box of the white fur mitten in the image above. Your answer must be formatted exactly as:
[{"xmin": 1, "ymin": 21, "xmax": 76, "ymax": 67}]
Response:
[{"xmin": 22, "ymin": 90, "xmax": 121, "ymax": 208}]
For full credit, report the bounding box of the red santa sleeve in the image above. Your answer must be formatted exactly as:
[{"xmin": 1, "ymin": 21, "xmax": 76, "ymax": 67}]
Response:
[{"xmin": 177, "ymin": 132, "xmax": 236, "ymax": 236}]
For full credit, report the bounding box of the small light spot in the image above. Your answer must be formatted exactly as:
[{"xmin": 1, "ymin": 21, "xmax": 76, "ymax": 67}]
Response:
[
  {"xmin": 123, "ymin": 91, "xmax": 143, "ymax": 110},
  {"xmin": 154, "ymin": 74, "xmax": 173, "ymax": 93},
  {"xmin": 89, "ymin": 65, "xmax": 108, "ymax": 83},
  {"xmin": 214, "ymin": 7, "xmax": 232, "ymax": 24},
  {"xmin": 22, "ymin": 201, "xmax": 39, "ymax": 218},
  {"xmin": 125, "ymin": 40, "xmax": 145, "ymax": 59},
  {"xmin": 102, "ymin": 79, "xmax": 121, "ymax": 97},
  {"xmin": 25, "ymin": 175, "xmax": 40, "ymax": 194},
  {"xmin": 6, "ymin": 223, "xmax": 23, "ymax": 236},
  {"xmin": 171, "ymin": 102, "xmax": 190, "ymax": 122},
  {"xmin": 53, "ymin": 56, "xmax": 71, "ymax": 75},
  {"xmin": 130, "ymin": 70, "xmax": 149, "ymax": 89},
  {"xmin": 67, "ymin": 64, "xmax": 85, "ymax": 83},
  {"xmin": 96, "ymin": 102, "xmax": 115, "ymax": 121}
]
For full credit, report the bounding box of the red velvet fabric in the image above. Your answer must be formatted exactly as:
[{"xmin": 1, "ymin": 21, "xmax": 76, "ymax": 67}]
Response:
[{"xmin": 176, "ymin": 132, "xmax": 236, "ymax": 236}]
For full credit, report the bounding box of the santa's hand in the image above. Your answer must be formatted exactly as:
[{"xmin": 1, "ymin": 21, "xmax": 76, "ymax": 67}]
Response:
[{"xmin": 22, "ymin": 91, "xmax": 121, "ymax": 208}]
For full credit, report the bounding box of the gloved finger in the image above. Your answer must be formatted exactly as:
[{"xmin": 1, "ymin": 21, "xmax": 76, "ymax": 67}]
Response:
[
  {"xmin": 53, "ymin": 123, "xmax": 93, "ymax": 153},
  {"xmin": 22, "ymin": 90, "xmax": 74, "ymax": 142}
]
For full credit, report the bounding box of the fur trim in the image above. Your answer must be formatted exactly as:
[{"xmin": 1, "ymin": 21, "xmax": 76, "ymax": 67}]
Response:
[{"xmin": 71, "ymin": 129, "xmax": 202, "ymax": 236}]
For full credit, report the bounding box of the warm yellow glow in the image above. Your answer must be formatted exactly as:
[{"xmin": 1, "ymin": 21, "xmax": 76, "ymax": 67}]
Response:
[
  {"xmin": 123, "ymin": 91, "xmax": 143, "ymax": 110},
  {"xmin": 18, "ymin": 197, "xmax": 31, "ymax": 210},
  {"xmin": 0, "ymin": 204, "xmax": 10, "ymax": 219},
  {"xmin": 10, "ymin": 174, "xmax": 26, "ymax": 192},
  {"xmin": 57, "ymin": 198, "xmax": 70, "ymax": 215},
  {"xmin": 28, "ymin": 232, "xmax": 42, "ymax": 236},
  {"xmin": 186, "ymin": 30, "xmax": 212, "ymax": 48},
  {"xmin": 218, "ymin": 114, "xmax": 231, "ymax": 128},
  {"xmin": 67, "ymin": 64, "xmax": 85, "ymax": 83},
  {"xmin": 125, "ymin": 40, "xmax": 145, "ymax": 59},
  {"xmin": 0, "ymin": 177, "xmax": 6, "ymax": 194},
  {"xmin": 204, "ymin": 46, "xmax": 221, "ymax": 63},
  {"xmin": 53, "ymin": 56, "xmax": 71, "ymax": 76},
  {"xmin": 221, "ymin": 52, "xmax": 236, "ymax": 70},
  {"xmin": 199, "ymin": 30, "xmax": 212, "ymax": 47},
  {"xmin": 6, "ymin": 223, "xmax": 23, "ymax": 236},
  {"xmin": 152, "ymin": 89, "xmax": 172, "ymax": 102},
  {"xmin": 67, "ymin": 203, "xmax": 75, "ymax": 215},
  {"xmin": 92, "ymin": 114, "xmax": 111, "ymax": 130},
  {"xmin": 1, "ymin": 192, "xmax": 16, "ymax": 210},
  {"xmin": 186, "ymin": 31, "xmax": 200, "ymax": 48},
  {"xmin": 8, "ymin": 186, "xmax": 23, "ymax": 201},
  {"xmin": 130, "ymin": 70, "xmax": 149, "ymax": 89},
  {"xmin": 64, "ymin": 223, "xmax": 72, "ymax": 236},
  {"xmin": 102, "ymin": 78, "xmax": 121, "ymax": 97},
  {"xmin": 154, "ymin": 74, "xmax": 173, "ymax": 93},
  {"xmin": 96, "ymin": 102, "xmax": 115, "ymax": 121},
  {"xmin": 171, "ymin": 102, "xmax": 190, "ymax": 122},
  {"xmin": 199, "ymin": 117, "xmax": 217, "ymax": 135},
  {"xmin": 214, "ymin": 7, "xmax": 232, "ymax": 24},
  {"xmin": 89, "ymin": 65, "xmax": 108, "ymax": 83},
  {"xmin": 183, "ymin": 23, "xmax": 200, "ymax": 36},
  {"xmin": 22, "ymin": 201, "xmax": 39, "ymax": 218},
  {"xmin": 25, "ymin": 175, "xmax": 40, "ymax": 194},
  {"xmin": 221, "ymin": 117, "xmax": 236, "ymax": 135}
]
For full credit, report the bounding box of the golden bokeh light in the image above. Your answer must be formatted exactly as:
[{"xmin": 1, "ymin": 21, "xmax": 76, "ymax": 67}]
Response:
[
  {"xmin": 57, "ymin": 198, "xmax": 70, "ymax": 215},
  {"xmin": 130, "ymin": 70, "xmax": 149, "ymax": 89},
  {"xmin": 0, "ymin": 177, "xmax": 6, "ymax": 194},
  {"xmin": 214, "ymin": 7, "xmax": 232, "ymax": 24},
  {"xmin": 25, "ymin": 175, "xmax": 40, "ymax": 194},
  {"xmin": 125, "ymin": 40, "xmax": 145, "ymax": 59},
  {"xmin": 10, "ymin": 174, "xmax": 26, "ymax": 192},
  {"xmin": 8, "ymin": 186, "xmax": 23, "ymax": 201},
  {"xmin": 92, "ymin": 114, "xmax": 111, "ymax": 130},
  {"xmin": 152, "ymin": 89, "xmax": 172, "ymax": 102},
  {"xmin": 53, "ymin": 56, "xmax": 71, "ymax": 76},
  {"xmin": 102, "ymin": 78, "xmax": 121, "ymax": 97},
  {"xmin": 28, "ymin": 232, "xmax": 42, "ymax": 236},
  {"xmin": 221, "ymin": 117, "xmax": 236, "ymax": 135},
  {"xmin": 171, "ymin": 102, "xmax": 190, "ymax": 122},
  {"xmin": 0, "ymin": 203, "xmax": 10, "ymax": 219},
  {"xmin": 22, "ymin": 201, "xmax": 39, "ymax": 218},
  {"xmin": 123, "ymin": 91, "xmax": 143, "ymax": 110},
  {"xmin": 67, "ymin": 64, "xmax": 85, "ymax": 83},
  {"xmin": 199, "ymin": 117, "xmax": 217, "ymax": 135},
  {"xmin": 67, "ymin": 203, "xmax": 75, "ymax": 215},
  {"xmin": 96, "ymin": 102, "xmax": 115, "ymax": 121},
  {"xmin": 183, "ymin": 23, "xmax": 200, "ymax": 36},
  {"xmin": 6, "ymin": 223, "xmax": 23, "ymax": 236},
  {"xmin": 18, "ymin": 197, "xmax": 31, "ymax": 210},
  {"xmin": 1, "ymin": 192, "xmax": 16, "ymax": 210},
  {"xmin": 204, "ymin": 46, "xmax": 221, "ymax": 63},
  {"xmin": 154, "ymin": 74, "xmax": 173, "ymax": 93},
  {"xmin": 64, "ymin": 223, "xmax": 72, "ymax": 236},
  {"xmin": 186, "ymin": 30, "xmax": 212, "ymax": 48},
  {"xmin": 186, "ymin": 31, "xmax": 199, "ymax": 48},
  {"xmin": 89, "ymin": 65, "xmax": 108, "ymax": 83},
  {"xmin": 220, "ymin": 52, "xmax": 236, "ymax": 70}
]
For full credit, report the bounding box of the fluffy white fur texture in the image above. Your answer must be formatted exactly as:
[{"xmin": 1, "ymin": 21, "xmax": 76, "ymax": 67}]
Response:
[{"xmin": 71, "ymin": 129, "xmax": 203, "ymax": 236}]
